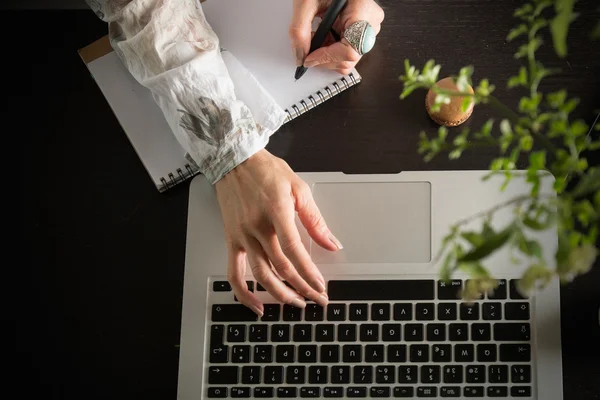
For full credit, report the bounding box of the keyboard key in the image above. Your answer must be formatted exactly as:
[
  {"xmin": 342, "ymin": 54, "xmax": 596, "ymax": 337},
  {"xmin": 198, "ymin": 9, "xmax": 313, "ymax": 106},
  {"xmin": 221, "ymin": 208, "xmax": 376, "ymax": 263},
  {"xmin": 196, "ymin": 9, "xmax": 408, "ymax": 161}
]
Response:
[
  {"xmin": 382, "ymin": 323, "xmax": 401, "ymax": 341},
  {"xmin": 286, "ymin": 366, "xmax": 306, "ymax": 384},
  {"xmin": 398, "ymin": 366, "xmax": 418, "ymax": 383},
  {"xmin": 277, "ymin": 387, "xmax": 296, "ymax": 398},
  {"xmin": 227, "ymin": 325, "xmax": 246, "ymax": 342},
  {"xmin": 241, "ymin": 366, "xmax": 260, "ymax": 384},
  {"xmin": 420, "ymin": 365, "xmax": 440, "ymax": 383},
  {"xmin": 276, "ymin": 345, "xmax": 295, "ymax": 363},
  {"xmin": 343, "ymin": 345, "xmax": 362, "ymax": 362},
  {"xmin": 262, "ymin": 304, "xmax": 280, "ymax": 321},
  {"xmin": 443, "ymin": 365, "xmax": 463, "ymax": 383},
  {"xmin": 271, "ymin": 325, "xmax": 290, "ymax": 342},
  {"xmin": 376, "ymin": 365, "xmax": 395, "ymax": 384},
  {"xmin": 437, "ymin": 303, "xmax": 457, "ymax": 320},
  {"xmin": 460, "ymin": 303, "xmax": 479, "ymax": 320},
  {"xmin": 324, "ymin": 386, "xmax": 344, "ymax": 397},
  {"xmin": 349, "ymin": 304, "xmax": 368, "ymax": 321},
  {"xmin": 300, "ymin": 387, "xmax": 320, "ymax": 398},
  {"xmin": 370, "ymin": 386, "xmax": 391, "ymax": 398},
  {"xmin": 338, "ymin": 324, "xmax": 357, "ymax": 341},
  {"xmin": 387, "ymin": 344, "xmax": 407, "ymax": 362},
  {"xmin": 511, "ymin": 365, "xmax": 531, "ymax": 383},
  {"xmin": 254, "ymin": 387, "xmax": 274, "ymax": 398},
  {"xmin": 405, "ymin": 324, "xmax": 424, "ymax": 341},
  {"xmin": 231, "ymin": 387, "xmax": 251, "ymax": 398},
  {"xmin": 264, "ymin": 366, "xmax": 283, "ymax": 384},
  {"xmin": 393, "ymin": 387, "xmax": 414, "ymax": 397},
  {"xmin": 327, "ymin": 304, "xmax": 346, "ymax": 321},
  {"xmin": 454, "ymin": 344, "xmax": 474, "ymax": 362},
  {"xmin": 246, "ymin": 281, "xmax": 254, "ymax": 291},
  {"xmin": 437, "ymin": 279, "xmax": 462, "ymax": 299},
  {"xmin": 212, "ymin": 304, "xmax": 258, "ymax": 322},
  {"xmin": 410, "ymin": 345, "xmax": 429, "ymax": 362},
  {"xmin": 294, "ymin": 325, "xmax": 313, "ymax": 342},
  {"xmin": 416, "ymin": 303, "xmax": 435, "ymax": 320},
  {"xmin": 254, "ymin": 345, "xmax": 273, "ymax": 363},
  {"xmin": 494, "ymin": 323, "xmax": 530, "ymax": 341},
  {"xmin": 482, "ymin": 302, "xmax": 502, "ymax": 320},
  {"xmin": 208, "ymin": 387, "xmax": 227, "ymax": 398},
  {"xmin": 417, "ymin": 387, "xmax": 437, "ymax": 397},
  {"xmin": 232, "ymin": 345, "xmax": 251, "ymax": 363},
  {"xmin": 308, "ymin": 366, "xmax": 328, "ymax": 384},
  {"xmin": 371, "ymin": 303, "xmax": 391, "ymax": 321},
  {"xmin": 331, "ymin": 366, "xmax": 351, "ymax": 383},
  {"xmin": 449, "ymin": 323, "xmax": 468, "ymax": 341},
  {"xmin": 393, "ymin": 303, "xmax": 413, "ymax": 320},
  {"xmin": 365, "ymin": 344, "xmax": 385, "ymax": 362},
  {"xmin": 487, "ymin": 386, "xmax": 508, "ymax": 397},
  {"xmin": 210, "ymin": 345, "xmax": 229, "ymax": 363},
  {"xmin": 477, "ymin": 343, "xmax": 497, "ymax": 362},
  {"xmin": 305, "ymin": 304, "xmax": 324, "ymax": 321},
  {"xmin": 432, "ymin": 344, "xmax": 451, "ymax": 362},
  {"xmin": 509, "ymin": 279, "xmax": 528, "ymax": 299},
  {"xmin": 488, "ymin": 279, "xmax": 507, "ymax": 299},
  {"xmin": 210, "ymin": 325, "xmax": 224, "ymax": 347},
  {"xmin": 283, "ymin": 304, "xmax": 302, "ymax": 321},
  {"xmin": 208, "ymin": 366, "xmax": 238, "ymax": 384},
  {"xmin": 360, "ymin": 324, "xmax": 379, "ymax": 341},
  {"xmin": 500, "ymin": 344, "xmax": 530, "ymax": 361},
  {"xmin": 466, "ymin": 364, "xmax": 485, "ymax": 383},
  {"xmin": 316, "ymin": 324, "xmax": 335, "ymax": 342},
  {"xmin": 505, "ymin": 302, "xmax": 530, "ymax": 320},
  {"xmin": 328, "ymin": 280, "xmax": 434, "ymax": 300},
  {"xmin": 511, "ymin": 386, "xmax": 532, "ymax": 397},
  {"xmin": 298, "ymin": 345, "xmax": 317, "ymax": 363},
  {"xmin": 426, "ymin": 323, "xmax": 446, "ymax": 341},
  {"xmin": 471, "ymin": 323, "xmax": 491, "ymax": 341},
  {"xmin": 320, "ymin": 345, "xmax": 340, "ymax": 363},
  {"xmin": 440, "ymin": 387, "xmax": 460, "ymax": 397},
  {"xmin": 464, "ymin": 386, "xmax": 484, "ymax": 397},
  {"xmin": 353, "ymin": 365, "xmax": 373, "ymax": 383},
  {"xmin": 257, "ymin": 283, "xmax": 266, "ymax": 291},
  {"xmin": 347, "ymin": 387, "xmax": 367, "ymax": 397},
  {"xmin": 489, "ymin": 365, "xmax": 509, "ymax": 383},
  {"xmin": 213, "ymin": 281, "xmax": 231, "ymax": 291},
  {"xmin": 249, "ymin": 324, "xmax": 268, "ymax": 342}
]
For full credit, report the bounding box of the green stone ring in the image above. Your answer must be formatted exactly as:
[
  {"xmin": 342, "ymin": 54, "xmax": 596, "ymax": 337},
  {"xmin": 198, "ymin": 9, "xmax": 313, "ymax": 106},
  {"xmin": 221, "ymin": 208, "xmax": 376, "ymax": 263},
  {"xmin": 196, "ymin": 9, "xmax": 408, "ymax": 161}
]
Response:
[{"xmin": 343, "ymin": 20, "xmax": 376, "ymax": 56}]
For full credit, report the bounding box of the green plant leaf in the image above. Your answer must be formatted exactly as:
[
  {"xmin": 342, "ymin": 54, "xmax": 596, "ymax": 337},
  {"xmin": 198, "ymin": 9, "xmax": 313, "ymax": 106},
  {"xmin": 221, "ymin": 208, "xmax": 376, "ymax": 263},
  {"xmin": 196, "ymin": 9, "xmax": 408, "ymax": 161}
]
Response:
[
  {"xmin": 518, "ymin": 263, "xmax": 553, "ymax": 294},
  {"xmin": 507, "ymin": 24, "xmax": 528, "ymax": 41},
  {"xmin": 523, "ymin": 210, "xmax": 556, "ymax": 230},
  {"xmin": 572, "ymin": 167, "xmax": 600, "ymax": 198},
  {"xmin": 529, "ymin": 151, "xmax": 546, "ymax": 169},
  {"xmin": 517, "ymin": 234, "xmax": 543, "ymax": 259},
  {"xmin": 459, "ymin": 224, "xmax": 516, "ymax": 262},
  {"xmin": 550, "ymin": 0, "xmax": 577, "ymax": 58},
  {"xmin": 461, "ymin": 232, "xmax": 484, "ymax": 247}
]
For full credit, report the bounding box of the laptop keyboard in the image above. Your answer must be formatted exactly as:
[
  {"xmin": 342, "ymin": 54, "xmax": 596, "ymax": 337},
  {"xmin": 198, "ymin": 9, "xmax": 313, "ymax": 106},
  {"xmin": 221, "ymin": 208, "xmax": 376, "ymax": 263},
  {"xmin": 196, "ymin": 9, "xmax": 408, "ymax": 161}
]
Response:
[{"xmin": 206, "ymin": 279, "xmax": 533, "ymax": 398}]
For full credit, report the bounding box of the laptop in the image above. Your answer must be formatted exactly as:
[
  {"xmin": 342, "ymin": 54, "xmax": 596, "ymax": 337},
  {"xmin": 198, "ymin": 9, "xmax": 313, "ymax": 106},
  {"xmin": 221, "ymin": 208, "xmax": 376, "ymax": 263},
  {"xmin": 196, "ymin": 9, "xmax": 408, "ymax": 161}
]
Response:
[{"xmin": 177, "ymin": 171, "xmax": 562, "ymax": 399}]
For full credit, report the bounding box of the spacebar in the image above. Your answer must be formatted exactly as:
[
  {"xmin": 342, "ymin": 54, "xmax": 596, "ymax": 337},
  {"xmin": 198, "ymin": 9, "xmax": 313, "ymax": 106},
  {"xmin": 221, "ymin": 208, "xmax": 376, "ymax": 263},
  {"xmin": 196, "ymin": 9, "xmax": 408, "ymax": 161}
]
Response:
[{"xmin": 327, "ymin": 280, "xmax": 434, "ymax": 300}]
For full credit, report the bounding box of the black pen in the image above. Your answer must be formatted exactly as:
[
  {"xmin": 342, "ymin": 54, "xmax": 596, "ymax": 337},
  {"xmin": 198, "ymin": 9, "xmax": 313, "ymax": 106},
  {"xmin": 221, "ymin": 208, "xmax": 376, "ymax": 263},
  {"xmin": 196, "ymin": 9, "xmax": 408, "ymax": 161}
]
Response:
[{"xmin": 295, "ymin": 0, "xmax": 348, "ymax": 81}]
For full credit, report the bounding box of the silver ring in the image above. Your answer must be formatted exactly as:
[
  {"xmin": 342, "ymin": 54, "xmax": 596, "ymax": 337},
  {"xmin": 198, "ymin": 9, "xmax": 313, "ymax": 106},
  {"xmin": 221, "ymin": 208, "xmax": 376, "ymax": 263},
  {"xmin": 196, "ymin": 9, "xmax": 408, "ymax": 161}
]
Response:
[{"xmin": 343, "ymin": 20, "xmax": 376, "ymax": 56}]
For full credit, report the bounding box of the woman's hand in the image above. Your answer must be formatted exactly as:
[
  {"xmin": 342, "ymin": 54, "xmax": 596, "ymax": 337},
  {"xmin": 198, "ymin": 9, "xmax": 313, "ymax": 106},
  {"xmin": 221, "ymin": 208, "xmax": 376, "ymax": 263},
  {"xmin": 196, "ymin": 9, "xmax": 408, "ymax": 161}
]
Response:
[
  {"xmin": 215, "ymin": 149, "xmax": 342, "ymax": 316},
  {"xmin": 289, "ymin": 0, "xmax": 385, "ymax": 75}
]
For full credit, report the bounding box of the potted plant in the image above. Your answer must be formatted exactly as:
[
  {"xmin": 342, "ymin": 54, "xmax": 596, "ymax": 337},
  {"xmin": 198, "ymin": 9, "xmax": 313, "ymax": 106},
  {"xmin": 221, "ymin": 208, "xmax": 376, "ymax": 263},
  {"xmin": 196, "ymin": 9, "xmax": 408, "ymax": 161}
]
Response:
[{"xmin": 399, "ymin": 0, "xmax": 599, "ymax": 299}]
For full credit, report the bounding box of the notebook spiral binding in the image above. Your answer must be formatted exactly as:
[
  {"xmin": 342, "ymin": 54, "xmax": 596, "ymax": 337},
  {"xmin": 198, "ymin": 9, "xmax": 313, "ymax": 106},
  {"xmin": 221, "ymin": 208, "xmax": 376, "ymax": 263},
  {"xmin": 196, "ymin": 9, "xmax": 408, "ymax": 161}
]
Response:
[
  {"xmin": 156, "ymin": 72, "xmax": 360, "ymax": 192},
  {"xmin": 158, "ymin": 163, "xmax": 199, "ymax": 193},
  {"xmin": 283, "ymin": 72, "xmax": 361, "ymax": 122}
]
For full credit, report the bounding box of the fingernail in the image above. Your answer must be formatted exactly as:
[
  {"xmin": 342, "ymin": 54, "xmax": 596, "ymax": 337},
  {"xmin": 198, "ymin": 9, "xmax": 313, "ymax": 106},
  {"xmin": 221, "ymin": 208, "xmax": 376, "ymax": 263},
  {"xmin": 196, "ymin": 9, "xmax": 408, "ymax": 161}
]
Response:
[
  {"xmin": 328, "ymin": 233, "xmax": 343, "ymax": 250},
  {"xmin": 290, "ymin": 296, "xmax": 307, "ymax": 308},
  {"xmin": 317, "ymin": 293, "xmax": 329, "ymax": 307},
  {"xmin": 304, "ymin": 59, "xmax": 319, "ymax": 68},
  {"xmin": 250, "ymin": 305, "xmax": 264, "ymax": 317},
  {"xmin": 294, "ymin": 47, "xmax": 305, "ymax": 67}
]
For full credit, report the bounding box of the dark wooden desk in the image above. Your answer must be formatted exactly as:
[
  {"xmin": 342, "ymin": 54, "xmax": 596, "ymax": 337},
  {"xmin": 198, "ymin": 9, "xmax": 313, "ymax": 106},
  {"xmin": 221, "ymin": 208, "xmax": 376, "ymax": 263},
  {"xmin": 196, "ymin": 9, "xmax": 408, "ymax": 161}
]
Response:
[{"xmin": 12, "ymin": 1, "xmax": 599, "ymax": 399}]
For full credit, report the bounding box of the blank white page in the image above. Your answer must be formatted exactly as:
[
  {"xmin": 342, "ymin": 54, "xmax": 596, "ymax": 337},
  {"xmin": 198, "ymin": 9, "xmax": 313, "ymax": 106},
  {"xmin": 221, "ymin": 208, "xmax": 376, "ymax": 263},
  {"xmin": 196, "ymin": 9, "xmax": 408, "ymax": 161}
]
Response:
[{"xmin": 201, "ymin": 0, "xmax": 360, "ymax": 112}]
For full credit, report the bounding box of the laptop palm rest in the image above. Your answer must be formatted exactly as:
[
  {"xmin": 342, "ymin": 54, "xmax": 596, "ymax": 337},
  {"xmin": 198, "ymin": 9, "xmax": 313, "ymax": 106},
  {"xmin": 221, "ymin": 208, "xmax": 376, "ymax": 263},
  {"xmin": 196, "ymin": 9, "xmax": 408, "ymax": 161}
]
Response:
[{"xmin": 310, "ymin": 181, "xmax": 432, "ymax": 264}]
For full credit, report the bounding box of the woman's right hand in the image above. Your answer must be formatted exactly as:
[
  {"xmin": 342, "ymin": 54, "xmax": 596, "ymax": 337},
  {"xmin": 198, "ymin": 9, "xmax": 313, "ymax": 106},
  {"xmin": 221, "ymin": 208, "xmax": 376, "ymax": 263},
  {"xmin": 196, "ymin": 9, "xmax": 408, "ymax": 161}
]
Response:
[{"xmin": 215, "ymin": 149, "xmax": 343, "ymax": 316}]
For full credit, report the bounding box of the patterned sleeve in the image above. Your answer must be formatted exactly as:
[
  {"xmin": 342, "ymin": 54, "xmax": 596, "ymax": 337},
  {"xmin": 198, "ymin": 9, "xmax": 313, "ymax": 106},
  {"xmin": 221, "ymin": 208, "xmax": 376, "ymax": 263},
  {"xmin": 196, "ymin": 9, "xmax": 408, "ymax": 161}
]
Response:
[{"xmin": 86, "ymin": 0, "xmax": 275, "ymax": 184}]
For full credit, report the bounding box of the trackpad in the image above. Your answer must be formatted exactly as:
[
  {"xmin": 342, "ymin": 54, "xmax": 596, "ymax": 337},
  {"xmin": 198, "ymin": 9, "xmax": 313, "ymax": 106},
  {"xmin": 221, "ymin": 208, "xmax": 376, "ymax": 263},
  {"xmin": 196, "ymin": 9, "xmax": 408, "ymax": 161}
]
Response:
[{"xmin": 310, "ymin": 182, "xmax": 431, "ymax": 264}]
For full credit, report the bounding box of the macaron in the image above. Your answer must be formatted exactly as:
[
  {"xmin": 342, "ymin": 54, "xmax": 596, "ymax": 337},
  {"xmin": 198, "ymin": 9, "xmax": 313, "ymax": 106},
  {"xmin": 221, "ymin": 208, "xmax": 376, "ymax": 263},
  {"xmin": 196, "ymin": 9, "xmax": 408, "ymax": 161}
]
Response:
[{"xmin": 425, "ymin": 77, "xmax": 474, "ymax": 127}]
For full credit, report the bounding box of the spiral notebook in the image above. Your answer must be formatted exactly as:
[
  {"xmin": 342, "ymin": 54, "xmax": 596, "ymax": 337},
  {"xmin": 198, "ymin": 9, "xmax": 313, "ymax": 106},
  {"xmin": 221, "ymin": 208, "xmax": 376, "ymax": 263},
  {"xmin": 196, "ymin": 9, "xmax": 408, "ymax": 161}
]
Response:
[{"xmin": 79, "ymin": 0, "xmax": 361, "ymax": 192}]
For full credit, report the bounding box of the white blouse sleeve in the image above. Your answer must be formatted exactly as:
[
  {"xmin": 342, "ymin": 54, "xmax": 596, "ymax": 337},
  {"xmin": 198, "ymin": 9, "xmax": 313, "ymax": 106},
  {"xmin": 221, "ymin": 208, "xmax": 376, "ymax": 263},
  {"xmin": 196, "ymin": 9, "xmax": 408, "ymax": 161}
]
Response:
[{"xmin": 86, "ymin": 0, "xmax": 275, "ymax": 184}]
